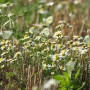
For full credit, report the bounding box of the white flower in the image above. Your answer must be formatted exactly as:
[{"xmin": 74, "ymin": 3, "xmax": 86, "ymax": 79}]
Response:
[
  {"xmin": 47, "ymin": 2, "xmax": 54, "ymax": 6},
  {"xmin": 51, "ymin": 54, "xmax": 60, "ymax": 61},
  {"xmin": 59, "ymin": 49, "xmax": 69, "ymax": 58},
  {"xmin": 55, "ymin": 4, "xmax": 62, "ymax": 10},
  {"xmin": 53, "ymin": 31, "xmax": 62, "ymax": 39},
  {"xmin": 78, "ymin": 47, "xmax": 88, "ymax": 55},
  {"xmin": 74, "ymin": 0, "xmax": 81, "ymax": 5},
  {"xmin": 14, "ymin": 52, "xmax": 22, "ymax": 58},
  {"xmin": 38, "ymin": 8, "xmax": 48, "ymax": 14},
  {"xmin": 71, "ymin": 47, "xmax": 78, "ymax": 51}
]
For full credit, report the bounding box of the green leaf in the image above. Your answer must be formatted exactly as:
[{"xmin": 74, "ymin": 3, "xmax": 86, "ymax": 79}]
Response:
[
  {"xmin": 62, "ymin": 72, "xmax": 70, "ymax": 85},
  {"xmin": 63, "ymin": 72, "xmax": 70, "ymax": 78},
  {"xmin": 75, "ymin": 69, "xmax": 80, "ymax": 79},
  {"xmin": 60, "ymin": 87, "xmax": 67, "ymax": 90},
  {"xmin": 54, "ymin": 75, "xmax": 64, "ymax": 82},
  {"xmin": 6, "ymin": 72, "xmax": 14, "ymax": 79},
  {"xmin": 54, "ymin": 75, "xmax": 68, "ymax": 87},
  {"xmin": 0, "ymin": 0, "xmax": 4, "ymax": 3},
  {"xmin": 77, "ymin": 82, "xmax": 85, "ymax": 90}
]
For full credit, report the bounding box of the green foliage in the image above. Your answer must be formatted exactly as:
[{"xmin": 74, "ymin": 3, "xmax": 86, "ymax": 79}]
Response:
[{"xmin": 0, "ymin": 0, "xmax": 90, "ymax": 90}]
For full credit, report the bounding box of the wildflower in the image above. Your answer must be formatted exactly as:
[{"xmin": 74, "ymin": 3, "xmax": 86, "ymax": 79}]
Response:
[
  {"xmin": 54, "ymin": 44, "xmax": 62, "ymax": 51},
  {"xmin": 1, "ymin": 46, "xmax": 6, "ymax": 50},
  {"xmin": 59, "ymin": 49, "xmax": 69, "ymax": 57},
  {"xmin": 0, "ymin": 4, "xmax": 7, "ymax": 8},
  {"xmin": 59, "ymin": 66, "xmax": 66, "ymax": 71},
  {"xmin": 7, "ymin": 12, "xmax": 14, "ymax": 17},
  {"xmin": 24, "ymin": 35, "xmax": 29, "ymax": 40},
  {"xmin": 71, "ymin": 47, "xmax": 78, "ymax": 51},
  {"xmin": 1, "ymin": 52, "xmax": 7, "ymax": 56},
  {"xmin": 73, "ymin": 35, "xmax": 80, "ymax": 40},
  {"xmin": 51, "ymin": 72, "xmax": 55, "ymax": 75},
  {"xmin": 74, "ymin": 0, "xmax": 81, "ymax": 5},
  {"xmin": 55, "ymin": 4, "xmax": 62, "ymax": 10},
  {"xmin": 72, "ymin": 41, "xmax": 78, "ymax": 46},
  {"xmin": 80, "ymin": 49, "xmax": 88, "ymax": 55},
  {"xmin": 52, "ymin": 54, "xmax": 60, "ymax": 61},
  {"xmin": 47, "ymin": 2, "xmax": 54, "ymax": 6},
  {"xmin": 53, "ymin": 31, "xmax": 62, "ymax": 39},
  {"xmin": 78, "ymin": 47, "xmax": 88, "ymax": 55},
  {"xmin": 5, "ymin": 40, "xmax": 9, "ymax": 44},
  {"xmin": 1, "ymin": 40, "xmax": 6, "ymax": 45},
  {"xmin": 42, "ymin": 63, "xmax": 48, "ymax": 69},
  {"xmin": 0, "ymin": 9, "xmax": 2, "ymax": 14},
  {"xmin": 38, "ymin": 8, "xmax": 48, "ymax": 14},
  {"xmin": 35, "ymin": 36, "xmax": 41, "ymax": 41},
  {"xmin": 14, "ymin": 52, "xmax": 22, "ymax": 58},
  {"xmin": 0, "ymin": 58, "xmax": 4, "ymax": 63},
  {"xmin": 29, "ymin": 27, "xmax": 39, "ymax": 35}
]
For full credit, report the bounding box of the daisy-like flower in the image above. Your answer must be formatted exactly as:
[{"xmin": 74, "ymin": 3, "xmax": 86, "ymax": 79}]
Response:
[
  {"xmin": 14, "ymin": 52, "xmax": 22, "ymax": 58},
  {"xmin": 59, "ymin": 49, "xmax": 69, "ymax": 58},
  {"xmin": 1, "ymin": 40, "xmax": 6, "ymax": 45},
  {"xmin": 51, "ymin": 54, "xmax": 60, "ymax": 61},
  {"xmin": 0, "ymin": 58, "xmax": 4, "ymax": 63},
  {"xmin": 7, "ymin": 12, "xmax": 14, "ymax": 17},
  {"xmin": 38, "ymin": 8, "xmax": 48, "ymax": 14},
  {"xmin": 73, "ymin": 35, "xmax": 80, "ymax": 40},
  {"xmin": 47, "ymin": 2, "xmax": 54, "ymax": 6},
  {"xmin": 71, "ymin": 47, "xmax": 78, "ymax": 51},
  {"xmin": 53, "ymin": 31, "xmax": 62, "ymax": 39},
  {"xmin": 55, "ymin": 3, "xmax": 62, "ymax": 10},
  {"xmin": 78, "ymin": 47, "xmax": 88, "ymax": 55},
  {"xmin": 74, "ymin": 0, "xmax": 81, "ymax": 5},
  {"xmin": 1, "ymin": 46, "xmax": 6, "ymax": 50},
  {"xmin": 24, "ymin": 35, "xmax": 29, "ymax": 40},
  {"xmin": 1, "ymin": 52, "xmax": 7, "ymax": 56},
  {"xmin": 72, "ymin": 41, "xmax": 78, "ymax": 46},
  {"xmin": 42, "ymin": 63, "xmax": 48, "ymax": 70},
  {"xmin": 0, "ymin": 4, "xmax": 7, "ymax": 8}
]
